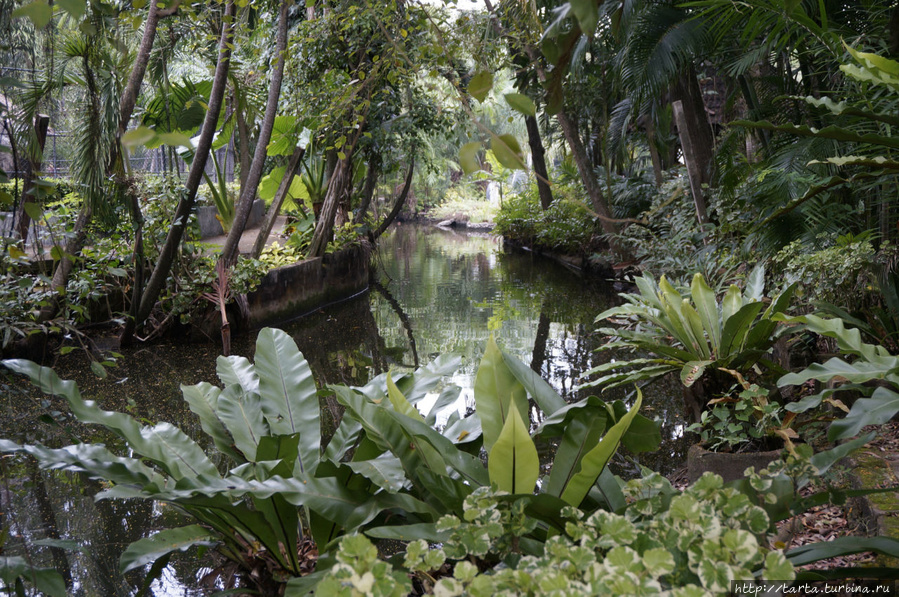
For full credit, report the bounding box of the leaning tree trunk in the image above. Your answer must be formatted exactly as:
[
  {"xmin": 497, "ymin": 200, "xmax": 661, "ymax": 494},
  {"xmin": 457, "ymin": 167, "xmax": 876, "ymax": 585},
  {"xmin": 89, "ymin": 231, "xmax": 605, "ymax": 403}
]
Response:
[
  {"xmin": 307, "ymin": 156, "xmax": 351, "ymax": 258},
  {"xmin": 129, "ymin": 0, "xmax": 236, "ymax": 336},
  {"xmin": 250, "ymin": 144, "xmax": 305, "ymax": 258},
  {"xmin": 353, "ymin": 150, "xmax": 380, "ymax": 225},
  {"xmin": 116, "ymin": 0, "xmax": 177, "ymax": 345},
  {"xmin": 220, "ymin": 0, "xmax": 290, "ymax": 266},
  {"xmin": 556, "ymin": 109, "xmax": 628, "ymax": 259},
  {"xmin": 372, "ymin": 158, "xmax": 414, "ymax": 241},
  {"xmin": 672, "ymin": 66, "xmax": 715, "ymax": 188},
  {"xmin": 525, "ymin": 114, "xmax": 554, "ymax": 210}
]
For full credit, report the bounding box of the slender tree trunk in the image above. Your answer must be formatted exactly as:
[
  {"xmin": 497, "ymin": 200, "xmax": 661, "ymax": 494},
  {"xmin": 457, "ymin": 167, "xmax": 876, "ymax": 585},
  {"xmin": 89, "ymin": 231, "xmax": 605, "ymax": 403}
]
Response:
[
  {"xmin": 130, "ymin": 0, "xmax": 236, "ymax": 334},
  {"xmin": 525, "ymin": 115, "xmax": 554, "ymax": 209},
  {"xmin": 14, "ymin": 114, "xmax": 49, "ymax": 241},
  {"xmin": 373, "ymin": 158, "xmax": 414, "ymax": 241},
  {"xmin": 251, "ymin": 144, "xmax": 305, "ymax": 258},
  {"xmin": 353, "ymin": 150, "xmax": 380, "ymax": 225},
  {"xmin": 220, "ymin": 0, "xmax": 290, "ymax": 265},
  {"xmin": 235, "ymin": 94, "xmax": 251, "ymax": 190},
  {"xmin": 556, "ymin": 109, "xmax": 627, "ymax": 258},
  {"xmin": 672, "ymin": 66, "xmax": 715, "ymax": 187}
]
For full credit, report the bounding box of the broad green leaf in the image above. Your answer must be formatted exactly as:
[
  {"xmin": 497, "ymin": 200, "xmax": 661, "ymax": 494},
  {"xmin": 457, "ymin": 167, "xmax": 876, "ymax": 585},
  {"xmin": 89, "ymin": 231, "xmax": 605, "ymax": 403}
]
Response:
[
  {"xmin": 120, "ymin": 526, "xmax": 216, "ymax": 573},
  {"xmin": 810, "ymin": 433, "xmax": 874, "ymax": 475},
  {"xmin": 156, "ymin": 131, "xmax": 193, "ymax": 148},
  {"xmin": 690, "ymin": 273, "xmax": 720, "ymax": 353},
  {"xmin": 259, "ymin": 165, "xmax": 306, "ymax": 203},
  {"xmin": 56, "ymin": 0, "xmax": 86, "ymax": 20},
  {"xmin": 680, "ymin": 360, "xmax": 713, "ymax": 387},
  {"xmin": 720, "ymin": 302, "xmax": 765, "ymax": 357},
  {"xmin": 459, "ymin": 141, "xmax": 481, "ymax": 174},
  {"xmin": 560, "ymin": 389, "xmax": 643, "ymax": 507},
  {"xmin": 500, "ymin": 348, "xmax": 566, "ymax": 415},
  {"xmin": 488, "ymin": 407, "xmax": 539, "ymax": 494},
  {"xmin": 680, "ymin": 300, "xmax": 711, "ymax": 359},
  {"xmin": 386, "ymin": 371, "xmax": 424, "ymax": 422},
  {"xmin": 254, "ymin": 328, "xmax": 320, "ymax": 475},
  {"xmin": 745, "ymin": 264, "xmax": 765, "ymax": 302},
  {"xmin": 721, "ymin": 284, "xmax": 743, "ymax": 322},
  {"xmin": 345, "ymin": 456, "xmax": 407, "ymax": 493},
  {"xmin": 468, "ymin": 70, "xmax": 493, "ymax": 102},
  {"xmin": 121, "ymin": 126, "xmax": 156, "ymax": 149},
  {"xmin": 490, "ymin": 133, "xmax": 526, "ymax": 170},
  {"xmin": 365, "ymin": 523, "xmax": 450, "ymax": 543},
  {"xmin": 0, "ymin": 557, "xmax": 66, "ymax": 597},
  {"xmin": 504, "ymin": 93, "xmax": 536, "ymax": 117},
  {"xmin": 24, "ymin": 201, "xmax": 43, "ymax": 222},
  {"xmin": 569, "ymin": 0, "xmax": 599, "ymax": 35},
  {"xmin": 12, "ymin": 0, "xmax": 52, "ymax": 28},
  {"xmin": 474, "ymin": 336, "xmax": 528, "ymax": 453},
  {"xmin": 544, "ymin": 400, "xmax": 608, "ymax": 497}
]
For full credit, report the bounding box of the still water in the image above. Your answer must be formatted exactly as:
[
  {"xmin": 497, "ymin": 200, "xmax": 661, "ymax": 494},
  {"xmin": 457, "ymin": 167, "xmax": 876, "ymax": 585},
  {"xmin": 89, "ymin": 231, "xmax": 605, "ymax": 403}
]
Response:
[{"xmin": 1, "ymin": 223, "xmax": 689, "ymax": 595}]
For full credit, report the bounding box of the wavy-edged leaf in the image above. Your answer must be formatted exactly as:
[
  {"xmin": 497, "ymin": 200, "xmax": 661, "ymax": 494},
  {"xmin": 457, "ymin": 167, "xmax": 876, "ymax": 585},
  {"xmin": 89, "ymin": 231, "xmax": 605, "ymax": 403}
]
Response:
[
  {"xmin": 345, "ymin": 456, "xmax": 407, "ymax": 493},
  {"xmin": 488, "ymin": 408, "xmax": 538, "ymax": 494},
  {"xmin": 365, "ymin": 522, "xmax": 450, "ymax": 543},
  {"xmin": 216, "ymin": 385, "xmax": 267, "ymax": 461},
  {"xmin": 829, "ymin": 386, "xmax": 899, "ymax": 441},
  {"xmin": 2, "ymin": 359, "xmax": 219, "ymax": 480},
  {"xmin": 254, "ymin": 328, "xmax": 320, "ymax": 474},
  {"xmin": 787, "ymin": 536, "xmax": 899, "ymax": 567},
  {"xmin": 120, "ymin": 526, "xmax": 216, "ymax": 573},
  {"xmin": 182, "ymin": 382, "xmax": 242, "ymax": 462},
  {"xmin": 216, "ymin": 355, "xmax": 259, "ymax": 396}
]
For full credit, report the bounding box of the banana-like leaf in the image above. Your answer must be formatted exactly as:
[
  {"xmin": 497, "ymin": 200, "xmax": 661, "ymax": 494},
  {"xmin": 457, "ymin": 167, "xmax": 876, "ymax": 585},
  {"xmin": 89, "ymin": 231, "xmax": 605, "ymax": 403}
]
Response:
[
  {"xmin": 721, "ymin": 284, "xmax": 744, "ymax": 323},
  {"xmin": 779, "ymin": 357, "xmax": 899, "ymax": 387},
  {"xmin": 488, "ymin": 408, "xmax": 539, "ymax": 494},
  {"xmin": 474, "ymin": 336, "xmax": 529, "ymax": 453},
  {"xmin": 829, "ymin": 387, "xmax": 899, "ymax": 441},
  {"xmin": 0, "ymin": 557, "xmax": 67, "ymax": 597},
  {"xmin": 810, "ymin": 433, "xmax": 875, "ymax": 475},
  {"xmin": 120, "ymin": 525, "xmax": 216, "ymax": 573},
  {"xmin": 680, "ymin": 300, "xmax": 711, "ymax": 359},
  {"xmin": 744, "ymin": 264, "xmax": 765, "ymax": 302},
  {"xmin": 181, "ymin": 382, "xmax": 242, "ymax": 462},
  {"xmin": 560, "ymin": 389, "xmax": 643, "ymax": 507},
  {"xmin": 386, "ymin": 371, "xmax": 425, "ymax": 422},
  {"xmin": 3, "ymin": 359, "xmax": 220, "ymax": 481},
  {"xmin": 254, "ymin": 329, "xmax": 320, "ymax": 475},
  {"xmin": 345, "ymin": 456, "xmax": 407, "ymax": 493}
]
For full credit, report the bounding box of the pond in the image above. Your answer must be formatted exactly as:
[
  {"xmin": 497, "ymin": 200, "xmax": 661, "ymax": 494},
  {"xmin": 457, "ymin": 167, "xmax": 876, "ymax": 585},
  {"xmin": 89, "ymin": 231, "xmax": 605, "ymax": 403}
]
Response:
[{"xmin": 0, "ymin": 223, "xmax": 691, "ymax": 595}]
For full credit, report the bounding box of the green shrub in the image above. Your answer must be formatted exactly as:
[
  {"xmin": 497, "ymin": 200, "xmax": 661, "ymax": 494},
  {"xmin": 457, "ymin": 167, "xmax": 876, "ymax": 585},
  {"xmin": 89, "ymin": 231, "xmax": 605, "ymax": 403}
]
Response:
[{"xmin": 494, "ymin": 183, "xmax": 595, "ymax": 254}]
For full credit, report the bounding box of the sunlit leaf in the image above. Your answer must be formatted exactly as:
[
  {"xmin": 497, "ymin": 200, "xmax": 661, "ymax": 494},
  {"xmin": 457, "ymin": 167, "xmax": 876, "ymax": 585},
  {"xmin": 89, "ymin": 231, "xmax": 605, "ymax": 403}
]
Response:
[
  {"xmin": 122, "ymin": 126, "xmax": 156, "ymax": 149},
  {"xmin": 490, "ymin": 134, "xmax": 526, "ymax": 170},
  {"xmin": 56, "ymin": 0, "xmax": 86, "ymax": 20},
  {"xmin": 504, "ymin": 93, "xmax": 536, "ymax": 117},
  {"xmin": 468, "ymin": 70, "xmax": 493, "ymax": 102},
  {"xmin": 459, "ymin": 141, "xmax": 481, "ymax": 174}
]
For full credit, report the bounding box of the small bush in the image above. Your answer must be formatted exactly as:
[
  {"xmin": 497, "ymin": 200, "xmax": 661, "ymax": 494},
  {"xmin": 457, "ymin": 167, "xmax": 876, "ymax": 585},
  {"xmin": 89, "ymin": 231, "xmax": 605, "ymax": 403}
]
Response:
[{"xmin": 494, "ymin": 183, "xmax": 595, "ymax": 254}]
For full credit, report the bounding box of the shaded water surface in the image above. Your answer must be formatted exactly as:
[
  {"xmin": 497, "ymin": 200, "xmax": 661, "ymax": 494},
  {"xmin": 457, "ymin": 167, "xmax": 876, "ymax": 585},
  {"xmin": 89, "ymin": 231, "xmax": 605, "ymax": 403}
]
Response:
[{"xmin": 1, "ymin": 223, "xmax": 690, "ymax": 595}]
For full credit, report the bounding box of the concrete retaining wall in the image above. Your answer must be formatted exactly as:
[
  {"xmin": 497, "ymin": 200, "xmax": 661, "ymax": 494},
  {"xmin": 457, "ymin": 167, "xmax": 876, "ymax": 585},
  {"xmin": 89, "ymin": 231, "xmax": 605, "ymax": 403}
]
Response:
[{"xmin": 245, "ymin": 243, "xmax": 371, "ymax": 328}]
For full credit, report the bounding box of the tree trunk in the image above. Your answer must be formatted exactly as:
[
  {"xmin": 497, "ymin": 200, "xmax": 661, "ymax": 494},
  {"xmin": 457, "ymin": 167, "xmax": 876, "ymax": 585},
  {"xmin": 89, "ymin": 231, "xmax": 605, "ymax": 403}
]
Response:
[
  {"xmin": 14, "ymin": 114, "xmax": 49, "ymax": 241},
  {"xmin": 645, "ymin": 117, "xmax": 664, "ymax": 187},
  {"xmin": 672, "ymin": 100, "xmax": 709, "ymax": 227},
  {"xmin": 251, "ymin": 144, "xmax": 305, "ymax": 258},
  {"xmin": 131, "ymin": 0, "xmax": 236, "ymax": 332},
  {"xmin": 307, "ymin": 157, "xmax": 351, "ymax": 258},
  {"xmin": 353, "ymin": 150, "xmax": 380, "ymax": 225},
  {"xmin": 556, "ymin": 109, "xmax": 627, "ymax": 257},
  {"xmin": 525, "ymin": 114, "xmax": 554, "ymax": 209},
  {"xmin": 220, "ymin": 0, "xmax": 290, "ymax": 266},
  {"xmin": 373, "ymin": 158, "xmax": 414, "ymax": 241},
  {"xmin": 672, "ymin": 66, "xmax": 715, "ymax": 187},
  {"xmin": 236, "ymin": 100, "xmax": 251, "ymax": 190}
]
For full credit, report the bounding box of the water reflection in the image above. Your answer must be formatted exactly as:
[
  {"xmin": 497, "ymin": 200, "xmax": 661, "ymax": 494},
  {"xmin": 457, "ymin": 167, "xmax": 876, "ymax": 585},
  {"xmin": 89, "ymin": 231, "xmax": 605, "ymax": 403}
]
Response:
[{"xmin": 1, "ymin": 223, "xmax": 691, "ymax": 595}]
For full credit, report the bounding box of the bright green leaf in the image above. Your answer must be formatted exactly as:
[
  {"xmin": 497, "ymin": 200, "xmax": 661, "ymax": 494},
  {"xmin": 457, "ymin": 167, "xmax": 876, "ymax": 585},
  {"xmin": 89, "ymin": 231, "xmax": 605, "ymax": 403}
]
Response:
[
  {"xmin": 468, "ymin": 70, "xmax": 493, "ymax": 102},
  {"xmin": 12, "ymin": 0, "xmax": 52, "ymax": 28},
  {"xmin": 459, "ymin": 141, "xmax": 481, "ymax": 174},
  {"xmin": 504, "ymin": 93, "xmax": 536, "ymax": 117},
  {"xmin": 490, "ymin": 134, "xmax": 526, "ymax": 170}
]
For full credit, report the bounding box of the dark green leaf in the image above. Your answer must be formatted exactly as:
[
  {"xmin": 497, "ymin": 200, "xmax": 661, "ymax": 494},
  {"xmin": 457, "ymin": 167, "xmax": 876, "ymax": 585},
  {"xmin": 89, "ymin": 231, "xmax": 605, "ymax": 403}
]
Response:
[{"xmin": 120, "ymin": 525, "xmax": 216, "ymax": 573}]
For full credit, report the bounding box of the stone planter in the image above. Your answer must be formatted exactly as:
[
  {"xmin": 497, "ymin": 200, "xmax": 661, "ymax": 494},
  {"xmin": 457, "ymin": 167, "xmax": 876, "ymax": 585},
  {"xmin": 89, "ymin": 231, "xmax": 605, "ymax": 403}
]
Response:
[{"xmin": 686, "ymin": 443, "xmax": 784, "ymax": 484}]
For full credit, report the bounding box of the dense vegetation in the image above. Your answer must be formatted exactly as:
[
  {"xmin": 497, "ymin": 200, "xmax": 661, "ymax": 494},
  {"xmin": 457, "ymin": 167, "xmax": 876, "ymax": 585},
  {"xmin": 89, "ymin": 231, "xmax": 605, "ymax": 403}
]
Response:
[{"xmin": 4, "ymin": 0, "xmax": 899, "ymax": 594}]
